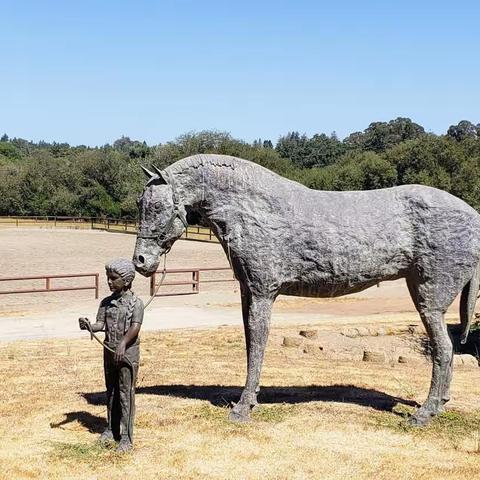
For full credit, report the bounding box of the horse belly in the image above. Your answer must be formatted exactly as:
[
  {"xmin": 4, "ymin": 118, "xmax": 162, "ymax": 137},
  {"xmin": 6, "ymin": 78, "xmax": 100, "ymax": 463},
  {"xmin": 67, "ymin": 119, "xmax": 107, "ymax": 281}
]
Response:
[
  {"xmin": 280, "ymin": 274, "xmax": 403, "ymax": 298},
  {"xmin": 281, "ymin": 217, "xmax": 413, "ymax": 298}
]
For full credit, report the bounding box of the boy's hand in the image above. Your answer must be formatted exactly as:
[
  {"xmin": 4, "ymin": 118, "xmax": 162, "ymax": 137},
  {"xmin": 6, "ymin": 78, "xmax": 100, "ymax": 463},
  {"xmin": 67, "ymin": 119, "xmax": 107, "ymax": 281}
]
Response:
[
  {"xmin": 79, "ymin": 317, "xmax": 91, "ymax": 331},
  {"xmin": 114, "ymin": 341, "xmax": 126, "ymax": 363}
]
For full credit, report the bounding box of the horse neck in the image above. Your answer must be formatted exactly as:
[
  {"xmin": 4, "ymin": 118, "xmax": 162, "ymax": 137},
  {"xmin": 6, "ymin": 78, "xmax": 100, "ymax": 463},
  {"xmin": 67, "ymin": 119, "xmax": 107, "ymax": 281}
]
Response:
[{"xmin": 171, "ymin": 162, "xmax": 248, "ymax": 213}]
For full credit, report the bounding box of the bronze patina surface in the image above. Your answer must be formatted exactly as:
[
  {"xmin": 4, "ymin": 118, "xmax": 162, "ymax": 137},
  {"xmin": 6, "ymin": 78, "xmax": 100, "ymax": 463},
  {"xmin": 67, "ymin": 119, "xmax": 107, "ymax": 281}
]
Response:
[
  {"xmin": 133, "ymin": 154, "xmax": 480, "ymax": 425},
  {"xmin": 80, "ymin": 258, "xmax": 144, "ymax": 452}
]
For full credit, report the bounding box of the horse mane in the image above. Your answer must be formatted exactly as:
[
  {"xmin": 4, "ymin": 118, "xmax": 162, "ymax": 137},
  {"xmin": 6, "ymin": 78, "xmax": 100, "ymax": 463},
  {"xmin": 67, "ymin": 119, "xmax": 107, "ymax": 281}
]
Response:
[
  {"xmin": 165, "ymin": 154, "xmax": 297, "ymax": 194},
  {"xmin": 166, "ymin": 154, "xmax": 242, "ymax": 174}
]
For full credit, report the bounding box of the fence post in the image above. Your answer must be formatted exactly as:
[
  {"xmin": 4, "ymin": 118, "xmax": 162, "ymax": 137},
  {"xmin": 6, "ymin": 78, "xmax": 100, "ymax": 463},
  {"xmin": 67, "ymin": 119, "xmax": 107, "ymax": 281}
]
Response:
[
  {"xmin": 46, "ymin": 277, "xmax": 50, "ymax": 291},
  {"xmin": 194, "ymin": 270, "xmax": 200, "ymax": 293},
  {"xmin": 209, "ymin": 229, "xmax": 212, "ymax": 241},
  {"xmin": 150, "ymin": 272, "xmax": 155, "ymax": 296},
  {"xmin": 94, "ymin": 273, "xmax": 99, "ymax": 299}
]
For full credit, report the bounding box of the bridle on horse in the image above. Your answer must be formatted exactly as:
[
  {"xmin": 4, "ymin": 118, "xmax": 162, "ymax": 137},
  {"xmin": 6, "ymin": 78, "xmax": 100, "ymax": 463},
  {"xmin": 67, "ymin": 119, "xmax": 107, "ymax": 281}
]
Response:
[
  {"xmin": 134, "ymin": 168, "xmax": 190, "ymax": 306},
  {"xmin": 136, "ymin": 169, "xmax": 189, "ymax": 246}
]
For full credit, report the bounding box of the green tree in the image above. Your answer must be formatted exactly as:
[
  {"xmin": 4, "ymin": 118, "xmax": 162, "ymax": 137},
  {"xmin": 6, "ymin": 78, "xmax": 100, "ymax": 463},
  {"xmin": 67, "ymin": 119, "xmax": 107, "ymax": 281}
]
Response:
[
  {"xmin": 275, "ymin": 132, "xmax": 309, "ymax": 165},
  {"xmin": 0, "ymin": 142, "xmax": 21, "ymax": 160},
  {"xmin": 385, "ymin": 135, "xmax": 464, "ymax": 191},
  {"xmin": 344, "ymin": 117, "xmax": 425, "ymax": 152},
  {"xmin": 0, "ymin": 162, "xmax": 24, "ymax": 214},
  {"xmin": 357, "ymin": 152, "xmax": 397, "ymax": 189},
  {"xmin": 304, "ymin": 133, "xmax": 347, "ymax": 168},
  {"xmin": 447, "ymin": 120, "xmax": 479, "ymax": 142},
  {"xmin": 450, "ymin": 157, "xmax": 480, "ymax": 210}
]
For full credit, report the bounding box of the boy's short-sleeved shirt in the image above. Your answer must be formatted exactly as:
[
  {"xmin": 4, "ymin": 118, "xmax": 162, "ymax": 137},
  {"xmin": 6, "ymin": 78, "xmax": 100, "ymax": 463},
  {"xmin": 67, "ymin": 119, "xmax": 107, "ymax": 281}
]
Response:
[{"xmin": 96, "ymin": 290, "xmax": 144, "ymax": 347}]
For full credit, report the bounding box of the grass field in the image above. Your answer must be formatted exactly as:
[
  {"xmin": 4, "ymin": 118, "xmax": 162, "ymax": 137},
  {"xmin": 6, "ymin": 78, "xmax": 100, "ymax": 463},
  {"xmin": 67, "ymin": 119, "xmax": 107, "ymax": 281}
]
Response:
[{"xmin": 1, "ymin": 325, "xmax": 480, "ymax": 480}]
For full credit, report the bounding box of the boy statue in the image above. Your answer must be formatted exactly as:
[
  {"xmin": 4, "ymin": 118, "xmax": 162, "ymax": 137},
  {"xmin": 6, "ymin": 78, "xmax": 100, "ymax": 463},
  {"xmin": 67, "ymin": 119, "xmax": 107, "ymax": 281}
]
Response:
[{"xmin": 79, "ymin": 258, "xmax": 144, "ymax": 453}]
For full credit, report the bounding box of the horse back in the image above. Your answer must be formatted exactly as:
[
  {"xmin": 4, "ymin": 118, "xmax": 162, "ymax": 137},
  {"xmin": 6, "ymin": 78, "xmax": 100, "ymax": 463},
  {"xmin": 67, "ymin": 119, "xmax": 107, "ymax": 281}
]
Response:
[{"xmin": 233, "ymin": 183, "xmax": 480, "ymax": 297}]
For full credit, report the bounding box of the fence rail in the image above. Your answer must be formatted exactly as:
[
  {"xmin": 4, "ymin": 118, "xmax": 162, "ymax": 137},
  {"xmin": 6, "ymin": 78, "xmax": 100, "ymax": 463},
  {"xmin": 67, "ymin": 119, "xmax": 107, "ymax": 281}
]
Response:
[
  {"xmin": 150, "ymin": 267, "xmax": 234, "ymax": 297},
  {"xmin": 0, "ymin": 216, "xmax": 218, "ymax": 243},
  {"xmin": 0, "ymin": 273, "xmax": 99, "ymax": 298},
  {"xmin": 0, "ymin": 267, "xmax": 234, "ymax": 299}
]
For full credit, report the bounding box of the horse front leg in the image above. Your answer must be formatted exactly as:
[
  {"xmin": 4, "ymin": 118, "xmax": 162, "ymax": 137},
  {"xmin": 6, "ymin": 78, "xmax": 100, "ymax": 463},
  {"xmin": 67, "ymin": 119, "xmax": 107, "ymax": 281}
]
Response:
[{"xmin": 229, "ymin": 293, "xmax": 274, "ymax": 422}]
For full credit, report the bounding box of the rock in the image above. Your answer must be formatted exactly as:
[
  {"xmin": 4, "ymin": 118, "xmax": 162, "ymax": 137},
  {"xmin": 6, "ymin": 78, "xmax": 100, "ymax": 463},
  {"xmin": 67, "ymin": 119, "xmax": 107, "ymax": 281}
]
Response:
[
  {"xmin": 299, "ymin": 329, "xmax": 318, "ymax": 339},
  {"xmin": 356, "ymin": 327, "xmax": 370, "ymax": 337},
  {"xmin": 462, "ymin": 355, "xmax": 478, "ymax": 367},
  {"xmin": 454, "ymin": 354, "xmax": 478, "ymax": 367},
  {"xmin": 376, "ymin": 327, "xmax": 387, "ymax": 336},
  {"xmin": 408, "ymin": 325, "xmax": 422, "ymax": 335},
  {"xmin": 398, "ymin": 355, "xmax": 419, "ymax": 364},
  {"xmin": 342, "ymin": 328, "xmax": 359, "ymax": 338},
  {"xmin": 363, "ymin": 350, "xmax": 386, "ymax": 363},
  {"xmin": 350, "ymin": 348, "xmax": 365, "ymax": 362},
  {"xmin": 282, "ymin": 336, "xmax": 303, "ymax": 348},
  {"xmin": 302, "ymin": 344, "xmax": 323, "ymax": 354}
]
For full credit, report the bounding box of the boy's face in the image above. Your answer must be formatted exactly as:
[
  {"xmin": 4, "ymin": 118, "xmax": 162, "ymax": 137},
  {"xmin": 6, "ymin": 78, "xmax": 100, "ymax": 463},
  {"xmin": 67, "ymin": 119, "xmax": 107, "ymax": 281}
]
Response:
[{"xmin": 107, "ymin": 271, "xmax": 126, "ymax": 294}]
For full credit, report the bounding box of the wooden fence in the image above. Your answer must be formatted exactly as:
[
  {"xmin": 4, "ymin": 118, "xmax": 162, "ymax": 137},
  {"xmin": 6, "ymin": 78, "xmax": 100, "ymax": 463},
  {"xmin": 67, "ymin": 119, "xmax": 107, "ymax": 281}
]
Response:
[
  {"xmin": 150, "ymin": 267, "xmax": 235, "ymax": 297},
  {"xmin": 0, "ymin": 273, "xmax": 99, "ymax": 298},
  {"xmin": 0, "ymin": 216, "xmax": 218, "ymax": 243},
  {"xmin": 0, "ymin": 268, "xmax": 234, "ymax": 299}
]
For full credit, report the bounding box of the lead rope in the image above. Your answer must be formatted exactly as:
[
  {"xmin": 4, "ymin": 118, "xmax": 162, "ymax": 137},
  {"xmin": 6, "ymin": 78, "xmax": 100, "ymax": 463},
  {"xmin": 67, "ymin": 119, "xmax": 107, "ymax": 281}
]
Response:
[{"xmin": 143, "ymin": 253, "xmax": 168, "ymax": 309}]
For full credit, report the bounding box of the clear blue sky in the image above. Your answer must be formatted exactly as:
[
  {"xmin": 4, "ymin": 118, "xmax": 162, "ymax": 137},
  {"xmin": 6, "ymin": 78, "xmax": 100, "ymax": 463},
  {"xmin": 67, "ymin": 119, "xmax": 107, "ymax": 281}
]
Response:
[{"xmin": 1, "ymin": 0, "xmax": 479, "ymax": 146}]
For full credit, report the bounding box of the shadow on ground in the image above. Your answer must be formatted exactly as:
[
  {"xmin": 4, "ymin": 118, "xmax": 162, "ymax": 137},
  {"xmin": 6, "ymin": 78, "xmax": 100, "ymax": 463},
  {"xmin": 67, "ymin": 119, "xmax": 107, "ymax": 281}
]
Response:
[
  {"xmin": 50, "ymin": 411, "xmax": 107, "ymax": 434},
  {"xmin": 82, "ymin": 385, "xmax": 419, "ymax": 412}
]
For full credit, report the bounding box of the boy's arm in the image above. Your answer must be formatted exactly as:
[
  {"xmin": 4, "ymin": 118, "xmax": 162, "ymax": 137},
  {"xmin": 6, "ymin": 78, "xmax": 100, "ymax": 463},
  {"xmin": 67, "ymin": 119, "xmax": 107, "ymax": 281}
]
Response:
[
  {"xmin": 91, "ymin": 300, "xmax": 107, "ymax": 332},
  {"xmin": 114, "ymin": 298, "xmax": 144, "ymax": 362},
  {"xmin": 114, "ymin": 323, "xmax": 141, "ymax": 362},
  {"xmin": 79, "ymin": 300, "xmax": 107, "ymax": 333}
]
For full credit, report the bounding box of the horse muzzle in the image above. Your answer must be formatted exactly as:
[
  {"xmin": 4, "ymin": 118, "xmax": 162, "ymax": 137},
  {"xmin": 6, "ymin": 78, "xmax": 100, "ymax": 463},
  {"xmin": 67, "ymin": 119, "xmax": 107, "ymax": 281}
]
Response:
[{"xmin": 133, "ymin": 238, "xmax": 162, "ymax": 276}]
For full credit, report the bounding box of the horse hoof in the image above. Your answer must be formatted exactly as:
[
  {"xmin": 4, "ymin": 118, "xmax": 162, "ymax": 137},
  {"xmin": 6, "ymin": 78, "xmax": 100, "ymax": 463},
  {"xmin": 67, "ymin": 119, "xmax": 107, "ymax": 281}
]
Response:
[
  {"xmin": 228, "ymin": 407, "xmax": 250, "ymax": 423},
  {"xmin": 408, "ymin": 412, "xmax": 433, "ymax": 427},
  {"xmin": 98, "ymin": 429, "xmax": 114, "ymax": 444},
  {"xmin": 116, "ymin": 437, "xmax": 133, "ymax": 453}
]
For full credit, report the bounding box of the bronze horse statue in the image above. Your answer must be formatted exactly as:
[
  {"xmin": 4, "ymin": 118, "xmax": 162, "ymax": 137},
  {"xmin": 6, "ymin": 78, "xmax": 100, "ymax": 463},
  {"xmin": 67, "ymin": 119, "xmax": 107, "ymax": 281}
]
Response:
[{"xmin": 133, "ymin": 154, "xmax": 480, "ymax": 425}]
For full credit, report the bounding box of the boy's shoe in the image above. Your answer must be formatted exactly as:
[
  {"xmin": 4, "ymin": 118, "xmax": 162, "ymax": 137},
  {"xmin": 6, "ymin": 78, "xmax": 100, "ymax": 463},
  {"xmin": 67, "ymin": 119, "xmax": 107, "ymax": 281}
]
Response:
[
  {"xmin": 98, "ymin": 429, "xmax": 114, "ymax": 444},
  {"xmin": 116, "ymin": 436, "xmax": 133, "ymax": 453}
]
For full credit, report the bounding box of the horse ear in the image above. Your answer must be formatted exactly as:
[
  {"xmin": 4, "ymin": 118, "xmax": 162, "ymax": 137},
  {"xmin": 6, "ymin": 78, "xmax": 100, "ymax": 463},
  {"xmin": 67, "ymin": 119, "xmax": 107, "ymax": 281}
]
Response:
[
  {"xmin": 141, "ymin": 166, "xmax": 155, "ymax": 179},
  {"xmin": 152, "ymin": 165, "xmax": 168, "ymax": 184}
]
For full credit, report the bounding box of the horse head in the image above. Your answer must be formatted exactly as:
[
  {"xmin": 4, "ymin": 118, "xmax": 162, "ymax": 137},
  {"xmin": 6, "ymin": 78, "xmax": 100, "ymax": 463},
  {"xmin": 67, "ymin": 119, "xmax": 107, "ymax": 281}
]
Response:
[{"xmin": 133, "ymin": 166, "xmax": 188, "ymax": 276}]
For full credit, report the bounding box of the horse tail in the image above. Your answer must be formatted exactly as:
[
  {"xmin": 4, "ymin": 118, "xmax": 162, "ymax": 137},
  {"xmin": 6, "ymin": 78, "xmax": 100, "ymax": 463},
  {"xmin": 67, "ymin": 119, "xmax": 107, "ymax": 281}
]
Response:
[{"xmin": 460, "ymin": 263, "xmax": 480, "ymax": 344}]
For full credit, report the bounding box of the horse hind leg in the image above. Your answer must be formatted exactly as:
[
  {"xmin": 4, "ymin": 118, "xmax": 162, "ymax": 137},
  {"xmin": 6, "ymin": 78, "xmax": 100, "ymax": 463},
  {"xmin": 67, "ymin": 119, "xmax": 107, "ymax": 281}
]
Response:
[
  {"xmin": 406, "ymin": 277, "xmax": 453, "ymax": 425},
  {"xmin": 411, "ymin": 310, "xmax": 453, "ymax": 425},
  {"xmin": 459, "ymin": 263, "xmax": 480, "ymax": 344}
]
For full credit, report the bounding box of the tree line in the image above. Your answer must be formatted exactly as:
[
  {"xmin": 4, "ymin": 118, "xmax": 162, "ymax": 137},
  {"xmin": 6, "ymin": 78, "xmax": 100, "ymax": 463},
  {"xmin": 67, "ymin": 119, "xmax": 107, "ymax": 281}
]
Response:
[{"xmin": 0, "ymin": 118, "xmax": 479, "ymax": 218}]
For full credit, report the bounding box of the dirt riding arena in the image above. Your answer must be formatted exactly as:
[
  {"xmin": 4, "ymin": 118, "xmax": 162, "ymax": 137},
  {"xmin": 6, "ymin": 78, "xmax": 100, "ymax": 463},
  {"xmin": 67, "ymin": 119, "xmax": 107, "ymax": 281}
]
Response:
[
  {"xmin": 0, "ymin": 228, "xmax": 461, "ymax": 340},
  {"xmin": 1, "ymin": 228, "xmax": 480, "ymax": 479}
]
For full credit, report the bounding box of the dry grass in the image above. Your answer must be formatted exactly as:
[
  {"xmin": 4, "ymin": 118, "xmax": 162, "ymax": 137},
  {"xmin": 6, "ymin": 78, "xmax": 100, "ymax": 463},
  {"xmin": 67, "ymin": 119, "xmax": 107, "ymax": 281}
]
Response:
[{"xmin": 1, "ymin": 326, "xmax": 480, "ymax": 479}]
